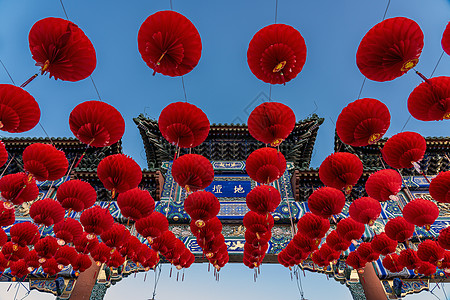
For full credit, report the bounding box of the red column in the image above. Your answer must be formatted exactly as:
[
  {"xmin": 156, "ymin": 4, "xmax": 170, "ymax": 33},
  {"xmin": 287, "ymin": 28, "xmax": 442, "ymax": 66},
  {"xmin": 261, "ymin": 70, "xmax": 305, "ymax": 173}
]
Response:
[
  {"xmin": 358, "ymin": 262, "xmax": 387, "ymax": 300},
  {"xmin": 69, "ymin": 256, "xmax": 101, "ymax": 300}
]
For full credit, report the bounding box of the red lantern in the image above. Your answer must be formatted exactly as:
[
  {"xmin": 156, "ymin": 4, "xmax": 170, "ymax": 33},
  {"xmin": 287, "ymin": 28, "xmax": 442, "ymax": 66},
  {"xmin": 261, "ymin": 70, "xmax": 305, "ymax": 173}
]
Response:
[
  {"xmin": 442, "ymin": 22, "xmax": 450, "ymax": 56},
  {"xmin": 158, "ymin": 102, "xmax": 210, "ymax": 148},
  {"xmin": 296, "ymin": 212, "xmax": 329, "ymax": 243},
  {"xmin": 74, "ymin": 233, "xmax": 99, "ymax": 254},
  {"xmin": 107, "ymin": 250, "xmax": 125, "ymax": 268},
  {"xmin": 346, "ymin": 251, "xmax": 367, "ymax": 271},
  {"xmin": 53, "ymin": 218, "xmax": 84, "ymax": 245},
  {"xmin": 293, "ymin": 232, "xmax": 319, "ymax": 254},
  {"xmin": 151, "ymin": 231, "xmax": 178, "ymax": 256},
  {"xmin": 439, "ymin": 226, "xmax": 450, "ymax": 250},
  {"xmin": 336, "ymin": 98, "xmax": 390, "ymax": 147},
  {"xmin": 319, "ymin": 152, "xmax": 363, "ymax": 194},
  {"xmin": 417, "ymin": 240, "xmax": 445, "ymax": 266},
  {"xmin": 55, "ymin": 245, "xmax": 78, "ymax": 267},
  {"xmin": 382, "ymin": 132, "xmax": 426, "ymax": 169},
  {"xmin": 408, "ymin": 76, "xmax": 450, "ymax": 121},
  {"xmin": 243, "ymin": 211, "xmax": 274, "ymax": 234},
  {"xmin": 138, "ymin": 11, "xmax": 202, "ymax": 77},
  {"xmin": 42, "ymin": 258, "xmax": 62, "ymax": 276},
  {"xmin": 371, "ymin": 233, "xmax": 397, "ymax": 256},
  {"xmin": 0, "ymin": 201, "xmax": 15, "ymax": 226},
  {"xmin": 117, "ymin": 187, "xmax": 155, "ymax": 221},
  {"xmin": 311, "ymin": 250, "xmax": 328, "ymax": 267},
  {"xmin": 184, "ymin": 191, "xmax": 220, "ymax": 228},
  {"xmin": 416, "ymin": 261, "xmax": 437, "ymax": 276},
  {"xmin": 349, "ymin": 197, "xmax": 381, "ymax": 225},
  {"xmin": 308, "ymin": 187, "xmax": 345, "ymax": 219},
  {"xmin": 135, "ymin": 212, "xmax": 169, "ymax": 243},
  {"xmin": 56, "ymin": 179, "xmax": 97, "ymax": 212},
  {"xmin": 35, "ymin": 236, "xmax": 58, "ymax": 261},
  {"xmin": 0, "ymin": 172, "xmax": 39, "ymax": 206},
  {"xmin": 382, "ymin": 254, "xmax": 404, "ymax": 273},
  {"xmin": 0, "ymin": 228, "xmax": 7, "ymax": 247},
  {"xmin": 402, "ymin": 198, "xmax": 439, "ymax": 230},
  {"xmin": 0, "ymin": 141, "xmax": 7, "ymax": 167},
  {"xmin": 1, "ymin": 242, "xmax": 28, "ymax": 262},
  {"xmin": 10, "ymin": 222, "xmax": 40, "ymax": 247},
  {"xmin": 24, "ymin": 250, "xmax": 40, "ymax": 271},
  {"xmin": 97, "ymin": 154, "xmax": 142, "ymax": 196},
  {"xmin": 80, "ymin": 206, "xmax": 114, "ymax": 237},
  {"xmin": 384, "ymin": 216, "xmax": 415, "ymax": 242},
  {"xmin": 69, "ymin": 101, "xmax": 125, "ymax": 147},
  {"xmin": 246, "ymin": 147, "xmax": 286, "ymax": 184},
  {"xmin": 172, "ymin": 154, "xmax": 214, "ymax": 192},
  {"xmin": 0, "ymin": 84, "xmax": 40, "ymax": 133},
  {"xmin": 357, "ymin": 242, "xmax": 380, "ymax": 262},
  {"xmin": 23, "ymin": 143, "xmax": 68, "ymax": 181},
  {"xmin": 365, "ymin": 169, "xmax": 402, "ymax": 202},
  {"xmin": 247, "ymin": 24, "xmax": 307, "ymax": 84},
  {"xmin": 91, "ymin": 243, "xmax": 112, "ymax": 264},
  {"xmin": 72, "ymin": 253, "xmax": 92, "ymax": 273},
  {"xmin": 326, "ymin": 230, "xmax": 351, "ymax": 252},
  {"xmin": 193, "ymin": 217, "xmax": 223, "ymax": 247},
  {"xmin": 10, "ymin": 260, "xmax": 29, "ymax": 279},
  {"xmin": 246, "ymin": 185, "xmax": 281, "ymax": 216},
  {"xmin": 398, "ymin": 249, "xmax": 420, "ymax": 271},
  {"xmin": 29, "ymin": 198, "xmax": 65, "ymax": 226},
  {"xmin": 430, "ymin": 171, "xmax": 450, "ymax": 203},
  {"xmin": 28, "ymin": 17, "xmax": 96, "ymax": 81},
  {"xmin": 336, "ymin": 217, "xmax": 365, "ymax": 242},
  {"xmin": 247, "ymin": 102, "xmax": 296, "ymax": 146},
  {"xmin": 100, "ymin": 223, "xmax": 130, "ymax": 249},
  {"xmin": 356, "ymin": 17, "xmax": 423, "ymax": 82},
  {"xmin": 119, "ymin": 236, "xmax": 143, "ymax": 259}
]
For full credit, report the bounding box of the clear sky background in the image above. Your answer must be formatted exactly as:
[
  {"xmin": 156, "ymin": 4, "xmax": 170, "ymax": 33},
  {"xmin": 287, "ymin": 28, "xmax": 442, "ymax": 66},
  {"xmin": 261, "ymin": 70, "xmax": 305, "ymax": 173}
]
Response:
[{"xmin": 0, "ymin": 0, "xmax": 449, "ymax": 299}]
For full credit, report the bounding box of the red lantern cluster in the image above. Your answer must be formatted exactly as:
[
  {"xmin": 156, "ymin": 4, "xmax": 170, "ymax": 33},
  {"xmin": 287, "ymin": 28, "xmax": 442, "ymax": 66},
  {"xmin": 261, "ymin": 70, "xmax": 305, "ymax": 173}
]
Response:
[{"xmin": 243, "ymin": 211, "xmax": 274, "ymax": 269}]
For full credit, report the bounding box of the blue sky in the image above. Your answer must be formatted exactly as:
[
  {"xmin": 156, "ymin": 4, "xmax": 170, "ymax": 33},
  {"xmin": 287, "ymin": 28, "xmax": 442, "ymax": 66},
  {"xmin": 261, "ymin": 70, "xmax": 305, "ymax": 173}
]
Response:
[{"xmin": 0, "ymin": 0, "xmax": 450, "ymax": 299}]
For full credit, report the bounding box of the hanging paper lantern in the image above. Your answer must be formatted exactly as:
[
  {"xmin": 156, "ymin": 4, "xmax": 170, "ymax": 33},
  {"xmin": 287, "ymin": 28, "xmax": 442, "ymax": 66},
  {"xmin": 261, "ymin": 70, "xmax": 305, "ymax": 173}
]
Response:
[
  {"xmin": 69, "ymin": 101, "xmax": 125, "ymax": 147},
  {"xmin": 0, "ymin": 84, "xmax": 40, "ymax": 133},
  {"xmin": 0, "ymin": 228, "xmax": 7, "ymax": 247},
  {"xmin": 24, "ymin": 250, "xmax": 40, "ymax": 272},
  {"xmin": 336, "ymin": 98, "xmax": 391, "ymax": 147},
  {"xmin": 319, "ymin": 152, "xmax": 363, "ymax": 194},
  {"xmin": 2, "ymin": 242, "xmax": 29, "ymax": 262},
  {"xmin": 117, "ymin": 187, "xmax": 155, "ymax": 221},
  {"xmin": 408, "ymin": 76, "xmax": 450, "ymax": 121},
  {"xmin": 439, "ymin": 226, "xmax": 450, "ymax": 250},
  {"xmin": 53, "ymin": 218, "xmax": 84, "ymax": 246},
  {"xmin": 356, "ymin": 17, "xmax": 424, "ymax": 82},
  {"xmin": 442, "ymin": 22, "xmax": 450, "ymax": 56},
  {"xmin": 97, "ymin": 154, "xmax": 142, "ymax": 196},
  {"xmin": 398, "ymin": 249, "xmax": 420, "ymax": 271},
  {"xmin": 119, "ymin": 236, "xmax": 143, "ymax": 259},
  {"xmin": 441, "ymin": 251, "xmax": 450, "ymax": 270},
  {"xmin": 91, "ymin": 243, "xmax": 112, "ymax": 264},
  {"xmin": 292, "ymin": 233, "xmax": 318, "ymax": 255},
  {"xmin": 74, "ymin": 233, "xmax": 99, "ymax": 255},
  {"xmin": 357, "ymin": 242, "xmax": 380, "ymax": 263},
  {"xmin": 72, "ymin": 253, "xmax": 92, "ymax": 273},
  {"xmin": 138, "ymin": 10, "xmax": 202, "ymax": 77},
  {"xmin": 371, "ymin": 233, "xmax": 397, "ymax": 256},
  {"xmin": 365, "ymin": 169, "xmax": 402, "ymax": 202},
  {"xmin": 416, "ymin": 261, "xmax": 437, "ymax": 276},
  {"xmin": 247, "ymin": 24, "xmax": 307, "ymax": 84},
  {"xmin": 135, "ymin": 212, "xmax": 169, "ymax": 243},
  {"xmin": 417, "ymin": 240, "xmax": 445, "ymax": 266},
  {"xmin": 0, "ymin": 201, "xmax": 15, "ymax": 226},
  {"xmin": 107, "ymin": 249, "xmax": 125, "ymax": 268},
  {"xmin": 296, "ymin": 212, "xmax": 329, "ymax": 243},
  {"xmin": 56, "ymin": 179, "xmax": 97, "ymax": 212},
  {"xmin": 384, "ymin": 216, "xmax": 415, "ymax": 242},
  {"xmin": 28, "ymin": 17, "xmax": 96, "ymax": 81},
  {"xmin": 29, "ymin": 198, "xmax": 65, "ymax": 226},
  {"xmin": 101, "ymin": 223, "xmax": 130, "ymax": 249},
  {"xmin": 80, "ymin": 206, "xmax": 114, "ymax": 237},
  {"xmin": 345, "ymin": 251, "xmax": 367, "ymax": 273},
  {"xmin": 336, "ymin": 217, "xmax": 365, "ymax": 242},
  {"xmin": 0, "ymin": 172, "xmax": 39, "ymax": 206},
  {"xmin": 0, "ymin": 141, "xmax": 7, "ymax": 168},
  {"xmin": 55, "ymin": 245, "xmax": 78, "ymax": 268},
  {"xmin": 247, "ymin": 102, "xmax": 296, "ymax": 146},
  {"xmin": 184, "ymin": 191, "xmax": 220, "ymax": 228},
  {"xmin": 137, "ymin": 245, "xmax": 159, "ymax": 270},
  {"xmin": 151, "ymin": 231, "xmax": 178, "ymax": 256},
  {"xmin": 193, "ymin": 217, "xmax": 223, "ymax": 247},
  {"xmin": 382, "ymin": 132, "xmax": 426, "ymax": 169},
  {"xmin": 10, "ymin": 222, "xmax": 40, "ymax": 247},
  {"xmin": 10, "ymin": 260, "xmax": 29, "ymax": 280},
  {"xmin": 42, "ymin": 258, "xmax": 62, "ymax": 276},
  {"xmin": 172, "ymin": 154, "xmax": 214, "ymax": 192},
  {"xmin": 326, "ymin": 230, "xmax": 351, "ymax": 253},
  {"xmin": 318, "ymin": 243, "xmax": 341, "ymax": 263},
  {"xmin": 23, "ymin": 143, "xmax": 68, "ymax": 181},
  {"xmin": 243, "ymin": 211, "xmax": 274, "ymax": 234},
  {"xmin": 158, "ymin": 102, "xmax": 210, "ymax": 148},
  {"xmin": 245, "ymin": 185, "xmax": 281, "ymax": 216},
  {"xmin": 430, "ymin": 171, "xmax": 450, "ymax": 204},
  {"xmin": 402, "ymin": 198, "xmax": 439, "ymax": 230},
  {"xmin": 382, "ymin": 254, "xmax": 404, "ymax": 273},
  {"xmin": 308, "ymin": 187, "xmax": 345, "ymax": 219},
  {"xmin": 349, "ymin": 197, "xmax": 381, "ymax": 225},
  {"xmin": 34, "ymin": 236, "xmax": 59, "ymax": 261},
  {"xmin": 246, "ymin": 147, "xmax": 286, "ymax": 184}
]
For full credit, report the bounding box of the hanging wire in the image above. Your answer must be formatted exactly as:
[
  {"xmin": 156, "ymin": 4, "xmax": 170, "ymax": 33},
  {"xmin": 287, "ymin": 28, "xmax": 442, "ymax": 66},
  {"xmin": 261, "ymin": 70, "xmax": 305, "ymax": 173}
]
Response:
[
  {"xmin": 400, "ymin": 115, "xmax": 411, "ymax": 133},
  {"xmin": 430, "ymin": 50, "xmax": 445, "ymax": 77},
  {"xmin": 294, "ymin": 266, "xmax": 306, "ymax": 300},
  {"xmin": 274, "ymin": 0, "xmax": 279, "ymax": 24},
  {"xmin": 382, "ymin": 0, "xmax": 391, "ymax": 20},
  {"xmin": 150, "ymin": 264, "xmax": 163, "ymax": 300},
  {"xmin": 181, "ymin": 76, "xmax": 188, "ymax": 102},
  {"xmin": 59, "ymin": 0, "xmax": 69, "ymax": 19},
  {"xmin": 169, "ymin": 0, "xmax": 173, "ymax": 10},
  {"xmin": 0, "ymin": 58, "xmax": 16, "ymax": 85},
  {"xmin": 38, "ymin": 123, "xmax": 54, "ymax": 145},
  {"xmin": 269, "ymin": 85, "xmax": 272, "ymax": 101}
]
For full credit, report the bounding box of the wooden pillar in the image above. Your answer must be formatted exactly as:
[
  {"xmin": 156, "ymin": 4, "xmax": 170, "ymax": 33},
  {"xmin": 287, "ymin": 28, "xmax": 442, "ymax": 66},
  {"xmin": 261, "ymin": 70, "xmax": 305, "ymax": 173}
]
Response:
[
  {"xmin": 358, "ymin": 262, "xmax": 387, "ymax": 300},
  {"xmin": 69, "ymin": 256, "xmax": 101, "ymax": 300}
]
